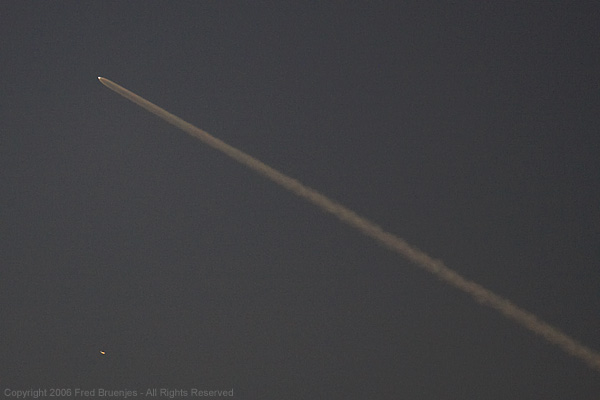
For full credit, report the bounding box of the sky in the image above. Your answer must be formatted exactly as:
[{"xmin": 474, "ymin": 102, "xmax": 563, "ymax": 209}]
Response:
[{"xmin": 1, "ymin": 1, "xmax": 599, "ymax": 398}]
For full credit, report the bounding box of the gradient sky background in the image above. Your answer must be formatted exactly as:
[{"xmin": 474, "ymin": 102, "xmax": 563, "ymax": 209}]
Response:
[{"xmin": 2, "ymin": 2, "xmax": 599, "ymax": 398}]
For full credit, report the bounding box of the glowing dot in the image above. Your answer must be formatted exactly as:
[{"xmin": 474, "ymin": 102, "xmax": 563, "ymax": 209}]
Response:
[{"xmin": 100, "ymin": 351, "xmax": 106, "ymax": 355}]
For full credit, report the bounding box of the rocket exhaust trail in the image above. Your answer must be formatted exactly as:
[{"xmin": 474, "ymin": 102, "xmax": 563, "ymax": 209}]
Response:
[{"xmin": 97, "ymin": 76, "xmax": 600, "ymax": 373}]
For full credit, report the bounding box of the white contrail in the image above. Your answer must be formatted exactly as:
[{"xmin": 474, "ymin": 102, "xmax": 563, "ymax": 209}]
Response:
[{"xmin": 98, "ymin": 77, "xmax": 600, "ymax": 373}]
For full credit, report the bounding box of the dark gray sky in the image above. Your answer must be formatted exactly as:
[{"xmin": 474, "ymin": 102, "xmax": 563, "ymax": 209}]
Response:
[{"xmin": 2, "ymin": 2, "xmax": 599, "ymax": 398}]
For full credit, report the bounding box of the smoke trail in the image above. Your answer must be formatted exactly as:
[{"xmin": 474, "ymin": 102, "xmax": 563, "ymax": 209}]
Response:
[{"xmin": 98, "ymin": 77, "xmax": 600, "ymax": 373}]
